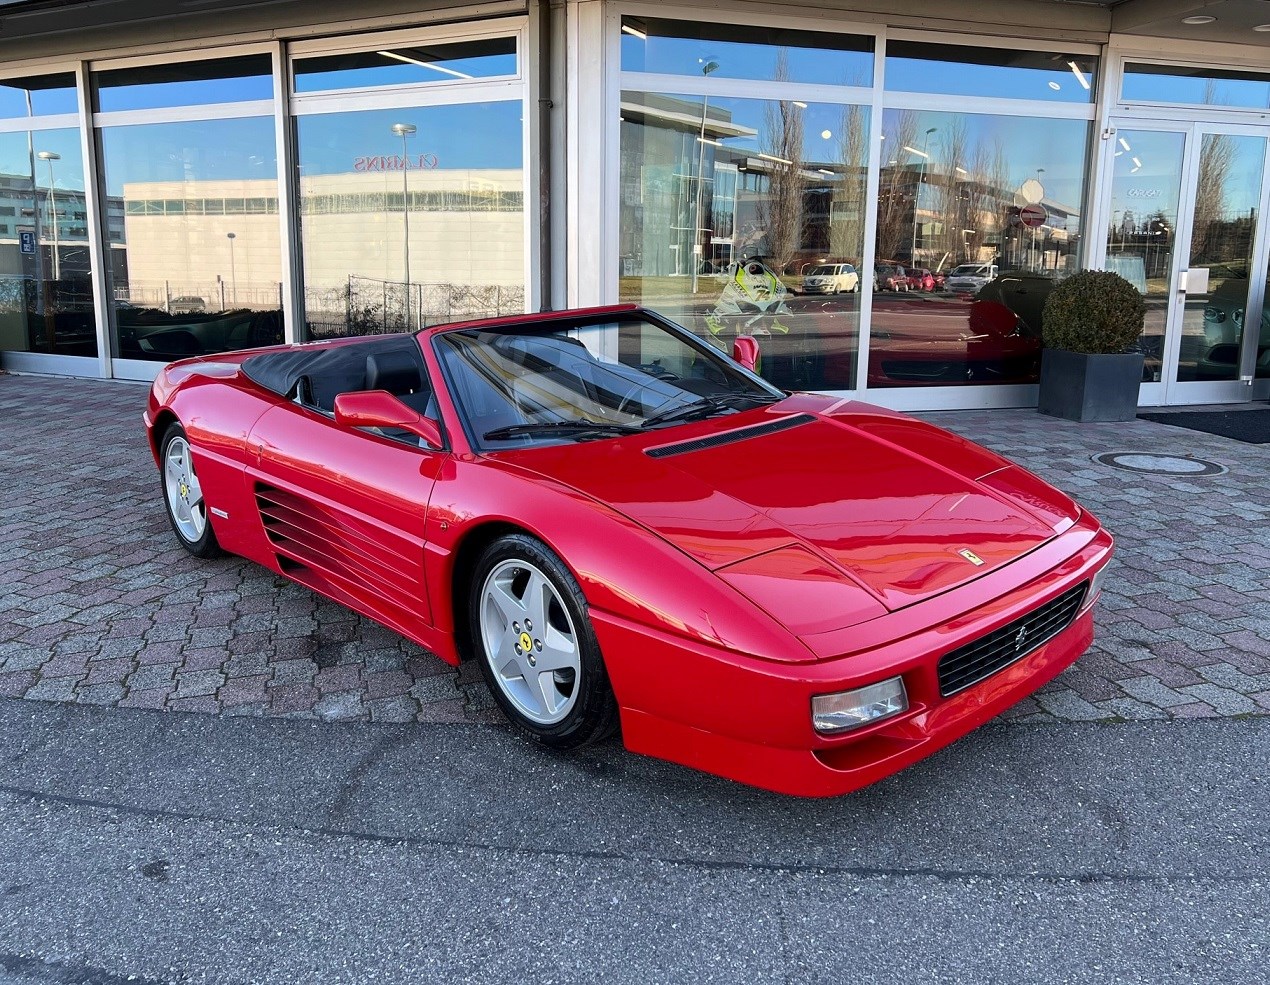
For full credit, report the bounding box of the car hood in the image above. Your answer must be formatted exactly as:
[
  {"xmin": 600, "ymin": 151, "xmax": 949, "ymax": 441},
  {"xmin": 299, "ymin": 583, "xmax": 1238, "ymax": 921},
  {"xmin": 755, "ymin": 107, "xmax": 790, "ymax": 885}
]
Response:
[{"xmin": 496, "ymin": 395, "xmax": 1077, "ymax": 614}]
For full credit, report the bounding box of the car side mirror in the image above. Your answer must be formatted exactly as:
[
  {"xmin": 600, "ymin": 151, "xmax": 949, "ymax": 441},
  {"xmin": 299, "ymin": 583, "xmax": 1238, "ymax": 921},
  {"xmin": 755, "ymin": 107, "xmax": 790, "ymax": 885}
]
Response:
[
  {"xmin": 732, "ymin": 335, "xmax": 760, "ymax": 371},
  {"xmin": 333, "ymin": 390, "xmax": 443, "ymax": 449}
]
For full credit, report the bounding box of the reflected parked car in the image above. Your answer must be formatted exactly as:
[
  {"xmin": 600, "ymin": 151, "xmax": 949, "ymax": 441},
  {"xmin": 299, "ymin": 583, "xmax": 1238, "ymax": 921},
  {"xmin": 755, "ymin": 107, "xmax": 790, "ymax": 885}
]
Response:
[
  {"xmin": 906, "ymin": 268, "xmax": 936, "ymax": 292},
  {"xmin": 1197, "ymin": 272, "xmax": 1270, "ymax": 378},
  {"xmin": 170, "ymin": 296, "xmax": 207, "ymax": 315},
  {"xmin": 875, "ymin": 262, "xmax": 909, "ymax": 292},
  {"xmin": 946, "ymin": 263, "xmax": 998, "ymax": 293},
  {"xmin": 801, "ymin": 263, "xmax": 860, "ymax": 295}
]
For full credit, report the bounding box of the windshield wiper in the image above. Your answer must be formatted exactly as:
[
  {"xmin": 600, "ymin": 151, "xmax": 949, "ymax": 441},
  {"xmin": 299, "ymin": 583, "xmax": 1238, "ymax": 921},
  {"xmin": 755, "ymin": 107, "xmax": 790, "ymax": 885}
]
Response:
[
  {"xmin": 640, "ymin": 391, "xmax": 783, "ymax": 429},
  {"xmin": 483, "ymin": 421, "xmax": 642, "ymax": 442}
]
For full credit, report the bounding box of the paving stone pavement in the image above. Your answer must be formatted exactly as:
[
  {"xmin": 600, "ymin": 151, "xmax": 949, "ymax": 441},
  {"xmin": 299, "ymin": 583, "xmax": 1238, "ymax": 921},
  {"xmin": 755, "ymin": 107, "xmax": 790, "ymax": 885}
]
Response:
[{"xmin": 1, "ymin": 372, "xmax": 1267, "ymax": 727}]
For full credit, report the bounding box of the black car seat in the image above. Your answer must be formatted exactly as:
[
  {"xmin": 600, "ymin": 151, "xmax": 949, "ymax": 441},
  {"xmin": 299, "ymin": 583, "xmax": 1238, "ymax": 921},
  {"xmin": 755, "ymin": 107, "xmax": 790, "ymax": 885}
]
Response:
[{"xmin": 365, "ymin": 348, "xmax": 436, "ymax": 417}]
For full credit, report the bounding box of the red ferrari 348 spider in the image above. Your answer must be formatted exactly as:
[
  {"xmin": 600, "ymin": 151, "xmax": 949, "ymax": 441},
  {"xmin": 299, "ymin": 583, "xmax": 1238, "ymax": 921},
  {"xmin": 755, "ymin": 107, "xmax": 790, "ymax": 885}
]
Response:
[{"xmin": 145, "ymin": 305, "xmax": 1112, "ymax": 796}]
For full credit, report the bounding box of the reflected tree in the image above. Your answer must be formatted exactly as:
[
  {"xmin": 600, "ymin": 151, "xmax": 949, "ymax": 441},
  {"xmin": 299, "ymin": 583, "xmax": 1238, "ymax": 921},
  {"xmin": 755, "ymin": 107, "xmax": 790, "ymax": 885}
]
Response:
[
  {"xmin": 876, "ymin": 110, "xmax": 918, "ymax": 261},
  {"xmin": 759, "ymin": 51, "xmax": 805, "ymax": 271},
  {"xmin": 829, "ymin": 101, "xmax": 868, "ymax": 263}
]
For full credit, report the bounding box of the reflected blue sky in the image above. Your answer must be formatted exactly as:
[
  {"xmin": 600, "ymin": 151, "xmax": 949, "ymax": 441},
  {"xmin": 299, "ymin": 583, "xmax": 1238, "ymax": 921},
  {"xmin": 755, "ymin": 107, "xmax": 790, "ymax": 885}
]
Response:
[
  {"xmin": 97, "ymin": 70, "xmax": 273, "ymax": 113},
  {"xmin": 621, "ymin": 26, "xmax": 872, "ymax": 86},
  {"xmin": 0, "ymin": 128, "xmax": 85, "ymax": 189},
  {"xmin": 0, "ymin": 80, "xmax": 77, "ymax": 119},
  {"xmin": 887, "ymin": 111, "xmax": 1091, "ymax": 213},
  {"xmin": 1123, "ymin": 64, "xmax": 1270, "ymax": 109},
  {"xmin": 885, "ymin": 54, "xmax": 1096, "ymax": 104},
  {"xmin": 297, "ymin": 102, "xmax": 523, "ymax": 175},
  {"xmin": 99, "ymin": 118, "xmax": 277, "ymax": 195},
  {"xmin": 294, "ymin": 48, "xmax": 516, "ymax": 93}
]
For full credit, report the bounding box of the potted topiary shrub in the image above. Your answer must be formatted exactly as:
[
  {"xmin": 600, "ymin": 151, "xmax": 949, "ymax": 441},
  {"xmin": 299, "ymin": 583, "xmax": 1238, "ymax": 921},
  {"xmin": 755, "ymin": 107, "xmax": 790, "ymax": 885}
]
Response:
[{"xmin": 1037, "ymin": 269, "xmax": 1146, "ymax": 423}]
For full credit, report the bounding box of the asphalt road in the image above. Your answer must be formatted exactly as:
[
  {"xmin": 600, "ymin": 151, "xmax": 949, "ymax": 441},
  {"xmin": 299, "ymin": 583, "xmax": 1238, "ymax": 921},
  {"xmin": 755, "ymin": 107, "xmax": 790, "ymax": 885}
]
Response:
[{"xmin": 0, "ymin": 699, "xmax": 1265, "ymax": 984}]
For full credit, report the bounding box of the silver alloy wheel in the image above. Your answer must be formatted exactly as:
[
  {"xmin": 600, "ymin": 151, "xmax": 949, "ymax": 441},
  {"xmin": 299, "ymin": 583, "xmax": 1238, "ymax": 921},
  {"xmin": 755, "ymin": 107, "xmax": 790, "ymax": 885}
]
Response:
[
  {"xmin": 479, "ymin": 558, "xmax": 581, "ymax": 726},
  {"xmin": 164, "ymin": 435, "xmax": 207, "ymax": 543}
]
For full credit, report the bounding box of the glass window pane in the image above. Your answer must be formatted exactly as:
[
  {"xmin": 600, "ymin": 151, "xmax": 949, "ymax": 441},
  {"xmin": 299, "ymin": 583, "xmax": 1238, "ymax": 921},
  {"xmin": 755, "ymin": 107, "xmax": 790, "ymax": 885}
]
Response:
[
  {"xmin": 619, "ymin": 90, "xmax": 871, "ymax": 391},
  {"xmin": 296, "ymin": 101, "xmax": 525, "ymax": 339},
  {"xmin": 98, "ymin": 116, "xmax": 283, "ymax": 360},
  {"xmin": 1178, "ymin": 133, "xmax": 1264, "ymax": 382},
  {"xmin": 1122, "ymin": 63, "xmax": 1270, "ymax": 110},
  {"xmin": 870, "ymin": 109, "xmax": 1091, "ymax": 389},
  {"xmin": 0, "ymin": 73, "xmax": 78, "ymax": 119},
  {"xmin": 1104, "ymin": 129, "xmax": 1184, "ymax": 385},
  {"xmin": 621, "ymin": 18, "xmax": 873, "ymax": 87},
  {"xmin": 0, "ymin": 127, "xmax": 99, "ymax": 357},
  {"xmin": 95, "ymin": 55, "xmax": 273, "ymax": 112},
  {"xmin": 294, "ymin": 38, "xmax": 517, "ymax": 93},
  {"xmin": 885, "ymin": 41, "xmax": 1096, "ymax": 103}
]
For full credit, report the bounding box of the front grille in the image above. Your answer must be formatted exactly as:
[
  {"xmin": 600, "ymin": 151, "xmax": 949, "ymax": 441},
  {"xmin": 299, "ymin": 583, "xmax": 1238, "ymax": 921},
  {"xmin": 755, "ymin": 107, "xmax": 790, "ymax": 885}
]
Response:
[{"xmin": 936, "ymin": 582, "xmax": 1088, "ymax": 697}]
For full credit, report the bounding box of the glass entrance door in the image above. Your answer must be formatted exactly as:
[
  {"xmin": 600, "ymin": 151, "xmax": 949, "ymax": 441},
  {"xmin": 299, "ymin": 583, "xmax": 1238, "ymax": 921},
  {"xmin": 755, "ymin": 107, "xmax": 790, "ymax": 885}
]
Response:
[{"xmin": 1104, "ymin": 121, "xmax": 1270, "ymax": 404}]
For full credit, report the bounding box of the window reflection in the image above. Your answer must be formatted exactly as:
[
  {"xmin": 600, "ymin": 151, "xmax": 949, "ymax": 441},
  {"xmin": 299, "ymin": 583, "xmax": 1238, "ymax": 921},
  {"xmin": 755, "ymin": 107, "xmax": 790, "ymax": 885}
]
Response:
[
  {"xmin": 1177, "ymin": 133, "xmax": 1265, "ymax": 382},
  {"xmin": 95, "ymin": 56, "xmax": 272, "ymax": 112},
  {"xmin": 296, "ymin": 101, "xmax": 525, "ymax": 339},
  {"xmin": 0, "ymin": 73, "xmax": 78, "ymax": 119},
  {"xmin": 620, "ymin": 18, "xmax": 872, "ymax": 86},
  {"xmin": 619, "ymin": 90, "xmax": 870, "ymax": 390},
  {"xmin": 869, "ymin": 110, "xmax": 1091, "ymax": 388},
  {"xmin": 1104, "ymin": 129, "xmax": 1182, "ymax": 384},
  {"xmin": 0, "ymin": 127, "xmax": 98, "ymax": 357},
  {"xmin": 1123, "ymin": 63, "xmax": 1270, "ymax": 110},
  {"xmin": 885, "ymin": 42, "xmax": 1096, "ymax": 103},
  {"xmin": 294, "ymin": 38, "xmax": 517, "ymax": 93},
  {"xmin": 98, "ymin": 117, "xmax": 283, "ymax": 361}
]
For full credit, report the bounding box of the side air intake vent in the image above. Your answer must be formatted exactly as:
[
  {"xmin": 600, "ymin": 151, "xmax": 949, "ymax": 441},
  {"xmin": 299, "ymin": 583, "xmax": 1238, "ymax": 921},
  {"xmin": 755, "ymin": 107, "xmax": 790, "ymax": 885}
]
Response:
[{"xmin": 646, "ymin": 414, "xmax": 815, "ymax": 459}]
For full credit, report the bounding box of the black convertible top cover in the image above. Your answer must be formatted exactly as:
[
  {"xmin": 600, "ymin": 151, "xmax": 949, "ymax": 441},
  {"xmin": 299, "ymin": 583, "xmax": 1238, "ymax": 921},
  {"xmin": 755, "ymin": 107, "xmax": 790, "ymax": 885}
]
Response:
[{"xmin": 241, "ymin": 335, "xmax": 423, "ymax": 410}]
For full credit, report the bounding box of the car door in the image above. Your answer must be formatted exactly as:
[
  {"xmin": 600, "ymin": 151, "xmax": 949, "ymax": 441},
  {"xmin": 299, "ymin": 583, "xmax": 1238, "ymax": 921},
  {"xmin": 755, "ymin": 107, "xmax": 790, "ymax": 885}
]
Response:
[{"xmin": 245, "ymin": 400, "xmax": 446, "ymax": 636}]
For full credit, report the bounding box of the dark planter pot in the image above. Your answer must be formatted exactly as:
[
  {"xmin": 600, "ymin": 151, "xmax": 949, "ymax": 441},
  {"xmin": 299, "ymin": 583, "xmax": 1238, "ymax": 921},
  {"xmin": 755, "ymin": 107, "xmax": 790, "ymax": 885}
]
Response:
[{"xmin": 1037, "ymin": 349, "xmax": 1144, "ymax": 423}]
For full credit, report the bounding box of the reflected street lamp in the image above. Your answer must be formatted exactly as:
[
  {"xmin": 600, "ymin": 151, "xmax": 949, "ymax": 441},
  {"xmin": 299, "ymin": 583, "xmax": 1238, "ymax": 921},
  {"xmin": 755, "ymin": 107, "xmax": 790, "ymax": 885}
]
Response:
[
  {"xmin": 691, "ymin": 60, "xmax": 719, "ymax": 295},
  {"xmin": 391, "ymin": 122, "xmax": 417, "ymax": 325},
  {"xmin": 36, "ymin": 151, "xmax": 61, "ymax": 281},
  {"xmin": 226, "ymin": 232, "xmax": 237, "ymax": 305},
  {"xmin": 907, "ymin": 127, "xmax": 936, "ymax": 263}
]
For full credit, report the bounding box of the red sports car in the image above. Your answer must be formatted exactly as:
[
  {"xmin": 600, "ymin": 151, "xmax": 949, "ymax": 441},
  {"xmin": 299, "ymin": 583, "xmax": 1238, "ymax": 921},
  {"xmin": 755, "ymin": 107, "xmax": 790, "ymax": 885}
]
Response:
[{"xmin": 145, "ymin": 305, "xmax": 1112, "ymax": 797}]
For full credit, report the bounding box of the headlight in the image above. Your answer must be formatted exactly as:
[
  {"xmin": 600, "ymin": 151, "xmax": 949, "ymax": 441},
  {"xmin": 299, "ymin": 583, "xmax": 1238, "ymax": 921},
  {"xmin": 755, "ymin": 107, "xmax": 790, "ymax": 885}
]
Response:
[{"xmin": 812, "ymin": 677, "xmax": 908, "ymax": 734}]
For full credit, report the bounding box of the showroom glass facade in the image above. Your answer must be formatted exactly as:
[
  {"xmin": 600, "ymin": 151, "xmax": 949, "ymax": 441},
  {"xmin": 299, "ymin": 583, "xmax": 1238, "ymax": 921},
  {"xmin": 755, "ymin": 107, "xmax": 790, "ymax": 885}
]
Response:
[
  {"xmin": 95, "ymin": 55, "xmax": 284, "ymax": 363},
  {"xmin": 291, "ymin": 32, "xmax": 525, "ymax": 339},
  {"xmin": 618, "ymin": 20, "xmax": 872, "ymax": 390},
  {"xmin": 0, "ymin": 1, "xmax": 1267, "ymax": 409},
  {"xmin": 618, "ymin": 19, "xmax": 1099, "ymax": 394},
  {"xmin": 0, "ymin": 73, "xmax": 98, "ymax": 359}
]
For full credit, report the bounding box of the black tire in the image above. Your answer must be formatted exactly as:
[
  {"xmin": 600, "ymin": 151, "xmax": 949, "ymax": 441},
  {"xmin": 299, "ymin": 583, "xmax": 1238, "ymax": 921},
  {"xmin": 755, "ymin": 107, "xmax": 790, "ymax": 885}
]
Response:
[
  {"xmin": 469, "ymin": 533, "xmax": 618, "ymax": 749},
  {"xmin": 159, "ymin": 421, "xmax": 223, "ymax": 558}
]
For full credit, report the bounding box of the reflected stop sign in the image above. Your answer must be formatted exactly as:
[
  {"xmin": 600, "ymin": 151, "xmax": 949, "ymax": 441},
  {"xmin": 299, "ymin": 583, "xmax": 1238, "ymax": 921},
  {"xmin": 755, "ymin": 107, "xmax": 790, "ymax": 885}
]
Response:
[{"xmin": 1020, "ymin": 203, "xmax": 1047, "ymax": 228}]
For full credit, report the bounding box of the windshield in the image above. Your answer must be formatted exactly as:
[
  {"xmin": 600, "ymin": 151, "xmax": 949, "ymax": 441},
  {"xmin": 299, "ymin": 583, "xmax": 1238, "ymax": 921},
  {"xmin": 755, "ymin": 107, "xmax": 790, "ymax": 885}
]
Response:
[
  {"xmin": 434, "ymin": 313, "xmax": 783, "ymax": 449},
  {"xmin": 950, "ymin": 265, "xmax": 988, "ymax": 276},
  {"xmin": 806, "ymin": 265, "xmax": 836, "ymax": 277}
]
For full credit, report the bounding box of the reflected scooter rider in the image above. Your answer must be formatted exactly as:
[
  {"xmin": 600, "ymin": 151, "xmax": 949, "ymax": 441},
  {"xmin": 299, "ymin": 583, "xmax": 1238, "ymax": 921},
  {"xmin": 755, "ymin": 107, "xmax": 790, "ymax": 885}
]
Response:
[{"xmin": 705, "ymin": 259, "xmax": 792, "ymax": 340}]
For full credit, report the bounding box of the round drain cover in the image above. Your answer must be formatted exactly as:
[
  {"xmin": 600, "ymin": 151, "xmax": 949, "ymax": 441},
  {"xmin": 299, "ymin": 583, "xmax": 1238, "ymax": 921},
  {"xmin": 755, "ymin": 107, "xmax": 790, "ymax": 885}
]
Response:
[{"xmin": 1092, "ymin": 452, "xmax": 1227, "ymax": 476}]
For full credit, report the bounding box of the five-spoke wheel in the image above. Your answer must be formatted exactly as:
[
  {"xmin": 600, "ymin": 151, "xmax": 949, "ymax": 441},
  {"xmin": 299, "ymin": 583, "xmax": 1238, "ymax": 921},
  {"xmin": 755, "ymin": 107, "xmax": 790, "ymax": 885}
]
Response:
[
  {"xmin": 160, "ymin": 422, "xmax": 221, "ymax": 557},
  {"xmin": 470, "ymin": 534, "xmax": 617, "ymax": 747}
]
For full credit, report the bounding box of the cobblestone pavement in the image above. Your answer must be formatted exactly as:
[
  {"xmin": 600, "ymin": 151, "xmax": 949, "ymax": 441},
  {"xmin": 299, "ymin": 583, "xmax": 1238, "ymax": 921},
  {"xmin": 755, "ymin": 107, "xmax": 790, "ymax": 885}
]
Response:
[{"xmin": 1, "ymin": 372, "xmax": 1267, "ymax": 726}]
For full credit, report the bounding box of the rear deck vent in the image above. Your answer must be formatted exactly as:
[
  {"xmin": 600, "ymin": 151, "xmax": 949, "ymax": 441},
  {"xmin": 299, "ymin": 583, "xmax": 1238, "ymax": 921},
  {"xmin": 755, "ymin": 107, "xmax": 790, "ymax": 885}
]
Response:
[{"xmin": 646, "ymin": 414, "xmax": 815, "ymax": 459}]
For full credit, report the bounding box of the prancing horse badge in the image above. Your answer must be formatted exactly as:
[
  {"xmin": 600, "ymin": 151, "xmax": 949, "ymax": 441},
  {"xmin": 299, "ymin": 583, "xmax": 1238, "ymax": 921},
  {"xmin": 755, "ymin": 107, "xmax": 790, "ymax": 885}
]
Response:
[{"xmin": 958, "ymin": 549, "xmax": 985, "ymax": 566}]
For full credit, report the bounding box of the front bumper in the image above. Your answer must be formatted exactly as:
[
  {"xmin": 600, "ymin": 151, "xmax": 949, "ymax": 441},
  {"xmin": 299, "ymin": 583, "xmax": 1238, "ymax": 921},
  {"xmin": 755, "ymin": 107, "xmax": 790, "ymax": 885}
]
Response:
[{"xmin": 597, "ymin": 519, "xmax": 1112, "ymax": 797}]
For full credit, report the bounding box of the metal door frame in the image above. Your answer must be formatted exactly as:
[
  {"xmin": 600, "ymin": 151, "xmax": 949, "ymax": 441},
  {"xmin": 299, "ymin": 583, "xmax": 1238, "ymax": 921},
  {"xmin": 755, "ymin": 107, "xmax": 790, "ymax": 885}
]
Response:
[{"xmin": 1097, "ymin": 115, "xmax": 1270, "ymax": 405}]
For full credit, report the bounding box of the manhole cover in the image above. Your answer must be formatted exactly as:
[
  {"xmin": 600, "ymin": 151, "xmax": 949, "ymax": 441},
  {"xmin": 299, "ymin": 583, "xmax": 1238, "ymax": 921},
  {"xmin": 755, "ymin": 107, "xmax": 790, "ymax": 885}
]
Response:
[{"xmin": 1091, "ymin": 452, "xmax": 1228, "ymax": 476}]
